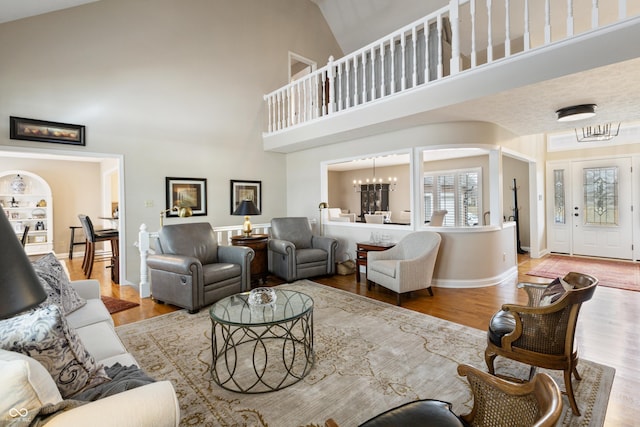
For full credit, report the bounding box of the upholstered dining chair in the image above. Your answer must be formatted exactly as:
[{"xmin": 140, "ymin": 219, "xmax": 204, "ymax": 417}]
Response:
[
  {"xmin": 429, "ymin": 209, "xmax": 448, "ymax": 226},
  {"xmin": 325, "ymin": 363, "xmax": 563, "ymax": 427},
  {"xmin": 364, "ymin": 214, "xmax": 385, "ymax": 224},
  {"xmin": 268, "ymin": 217, "xmax": 337, "ymax": 282},
  {"xmin": 485, "ymin": 271, "xmax": 598, "ymax": 416},
  {"xmin": 78, "ymin": 214, "xmax": 119, "ymax": 279},
  {"xmin": 367, "ymin": 231, "xmax": 441, "ymax": 305}
]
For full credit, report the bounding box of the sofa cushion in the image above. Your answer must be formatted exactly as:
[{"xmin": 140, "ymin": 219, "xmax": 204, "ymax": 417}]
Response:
[
  {"xmin": 0, "ymin": 304, "xmax": 110, "ymax": 398},
  {"xmin": 0, "ymin": 350, "xmax": 63, "ymax": 425},
  {"xmin": 65, "ymin": 298, "xmax": 114, "ymax": 330},
  {"xmin": 203, "ymin": 262, "xmax": 241, "ymax": 284},
  {"xmin": 295, "ymin": 248, "xmax": 327, "ymax": 265},
  {"xmin": 32, "ymin": 253, "xmax": 86, "ymax": 315},
  {"xmin": 75, "ymin": 322, "xmax": 128, "ymax": 364}
]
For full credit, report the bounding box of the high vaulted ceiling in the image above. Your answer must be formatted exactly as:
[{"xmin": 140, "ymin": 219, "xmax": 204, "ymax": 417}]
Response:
[{"xmin": 3, "ymin": 0, "xmax": 640, "ymax": 139}]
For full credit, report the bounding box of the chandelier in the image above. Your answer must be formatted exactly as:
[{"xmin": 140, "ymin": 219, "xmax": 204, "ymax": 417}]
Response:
[
  {"xmin": 352, "ymin": 158, "xmax": 397, "ymax": 192},
  {"xmin": 575, "ymin": 123, "xmax": 620, "ymax": 142}
]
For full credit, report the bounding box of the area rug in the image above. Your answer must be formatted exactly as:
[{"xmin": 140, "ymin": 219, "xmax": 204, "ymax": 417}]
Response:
[
  {"xmin": 100, "ymin": 296, "xmax": 139, "ymax": 314},
  {"xmin": 527, "ymin": 254, "xmax": 640, "ymax": 292},
  {"xmin": 116, "ymin": 281, "xmax": 614, "ymax": 427}
]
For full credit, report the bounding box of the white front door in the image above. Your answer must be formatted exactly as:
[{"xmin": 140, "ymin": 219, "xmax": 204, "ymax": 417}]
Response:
[{"xmin": 571, "ymin": 157, "xmax": 633, "ymax": 259}]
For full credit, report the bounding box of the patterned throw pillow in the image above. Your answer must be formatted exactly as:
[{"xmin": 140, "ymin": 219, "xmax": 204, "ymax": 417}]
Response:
[
  {"xmin": 0, "ymin": 304, "xmax": 110, "ymax": 398},
  {"xmin": 539, "ymin": 277, "xmax": 574, "ymax": 306},
  {"xmin": 32, "ymin": 253, "xmax": 86, "ymax": 315}
]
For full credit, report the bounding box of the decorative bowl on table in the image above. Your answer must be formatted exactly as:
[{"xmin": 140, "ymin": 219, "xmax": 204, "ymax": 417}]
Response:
[{"xmin": 248, "ymin": 287, "xmax": 277, "ymax": 306}]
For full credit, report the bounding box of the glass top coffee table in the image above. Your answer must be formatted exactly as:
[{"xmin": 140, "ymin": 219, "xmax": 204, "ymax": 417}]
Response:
[{"xmin": 209, "ymin": 288, "xmax": 314, "ymax": 393}]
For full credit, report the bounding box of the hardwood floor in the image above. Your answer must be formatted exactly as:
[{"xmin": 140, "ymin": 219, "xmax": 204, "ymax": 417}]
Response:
[{"xmin": 66, "ymin": 253, "xmax": 639, "ymax": 426}]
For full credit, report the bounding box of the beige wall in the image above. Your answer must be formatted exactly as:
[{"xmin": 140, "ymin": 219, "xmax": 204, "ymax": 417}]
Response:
[
  {"xmin": 0, "ymin": 0, "xmax": 341, "ymax": 285},
  {"xmin": 328, "ymin": 164, "xmax": 410, "ymax": 220},
  {"xmin": 0, "ymin": 158, "xmax": 103, "ymax": 254}
]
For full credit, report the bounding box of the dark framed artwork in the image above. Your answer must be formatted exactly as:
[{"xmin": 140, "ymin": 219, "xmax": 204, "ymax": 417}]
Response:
[
  {"xmin": 230, "ymin": 180, "xmax": 262, "ymax": 214},
  {"xmin": 10, "ymin": 116, "xmax": 86, "ymax": 146},
  {"xmin": 165, "ymin": 177, "xmax": 207, "ymax": 217}
]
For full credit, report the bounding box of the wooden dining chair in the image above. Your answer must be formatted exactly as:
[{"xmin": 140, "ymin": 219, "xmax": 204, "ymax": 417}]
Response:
[{"xmin": 78, "ymin": 214, "xmax": 119, "ymax": 278}]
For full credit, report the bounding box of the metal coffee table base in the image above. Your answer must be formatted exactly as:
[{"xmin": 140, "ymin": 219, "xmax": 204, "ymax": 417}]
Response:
[{"xmin": 211, "ymin": 309, "xmax": 314, "ymax": 393}]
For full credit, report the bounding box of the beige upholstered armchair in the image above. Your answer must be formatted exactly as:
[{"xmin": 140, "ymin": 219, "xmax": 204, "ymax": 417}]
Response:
[
  {"xmin": 268, "ymin": 217, "xmax": 337, "ymax": 282},
  {"xmin": 367, "ymin": 231, "xmax": 441, "ymax": 305},
  {"xmin": 146, "ymin": 222, "xmax": 254, "ymax": 313}
]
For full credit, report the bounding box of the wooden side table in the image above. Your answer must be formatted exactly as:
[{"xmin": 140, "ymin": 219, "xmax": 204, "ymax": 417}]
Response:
[
  {"xmin": 231, "ymin": 234, "xmax": 269, "ymax": 287},
  {"xmin": 356, "ymin": 241, "xmax": 396, "ymax": 282}
]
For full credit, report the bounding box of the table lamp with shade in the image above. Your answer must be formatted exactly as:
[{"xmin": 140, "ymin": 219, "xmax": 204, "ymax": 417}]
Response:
[
  {"xmin": 232, "ymin": 199, "xmax": 261, "ymax": 237},
  {"xmin": 0, "ymin": 210, "xmax": 46, "ymax": 319}
]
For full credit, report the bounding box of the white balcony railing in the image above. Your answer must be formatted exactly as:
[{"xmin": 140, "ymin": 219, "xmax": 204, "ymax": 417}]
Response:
[{"xmin": 264, "ymin": 0, "xmax": 637, "ymax": 136}]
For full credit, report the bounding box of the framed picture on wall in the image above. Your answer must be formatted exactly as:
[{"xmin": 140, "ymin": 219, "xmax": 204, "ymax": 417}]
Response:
[
  {"xmin": 10, "ymin": 116, "xmax": 86, "ymax": 146},
  {"xmin": 165, "ymin": 177, "xmax": 207, "ymax": 217},
  {"xmin": 230, "ymin": 180, "xmax": 261, "ymax": 214}
]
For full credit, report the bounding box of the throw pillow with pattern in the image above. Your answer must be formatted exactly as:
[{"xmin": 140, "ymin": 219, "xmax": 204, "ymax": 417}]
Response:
[
  {"xmin": 32, "ymin": 253, "xmax": 86, "ymax": 315},
  {"xmin": 0, "ymin": 304, "xmax": 110, "ymax": 398}
]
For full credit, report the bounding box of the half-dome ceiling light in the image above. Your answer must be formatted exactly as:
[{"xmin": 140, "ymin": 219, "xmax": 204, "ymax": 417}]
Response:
[{"xmin": 556, "ymin": 104, "xmax": 597, "ymax": 122}]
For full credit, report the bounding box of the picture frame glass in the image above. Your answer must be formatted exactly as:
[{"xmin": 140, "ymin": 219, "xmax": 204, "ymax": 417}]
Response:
[
  {"xmin": 166, "ymin": 177, "xmax": 207, "ymax": 216},
  {"xmin": 230, "ymin": 180, "xmax": 262, "ymax": 214}
]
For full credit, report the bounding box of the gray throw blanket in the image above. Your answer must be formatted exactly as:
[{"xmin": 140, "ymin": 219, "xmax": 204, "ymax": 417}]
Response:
[{"xmin": 24, "ymin": 363, "xmax": 156, "ymax": 426}]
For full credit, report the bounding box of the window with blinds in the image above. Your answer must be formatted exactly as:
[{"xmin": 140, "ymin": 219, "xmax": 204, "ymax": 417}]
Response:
[{"xmin": 423, "ymin": 168, "xmax": 481, "ymax": 226}]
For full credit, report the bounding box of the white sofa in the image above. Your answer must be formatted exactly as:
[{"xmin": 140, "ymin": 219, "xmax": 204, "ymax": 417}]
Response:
[{"xmin": 1, "ymin": 279, "xmax": 180, "ymax": 427}]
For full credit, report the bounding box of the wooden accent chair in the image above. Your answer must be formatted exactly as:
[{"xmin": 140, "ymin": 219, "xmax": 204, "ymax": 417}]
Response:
[
  {"xmin": 325, "ymin": 364, "xmax": 562, "ymax": 427},
  {"xmin": 485, "ymin": 272, "xmax": 598, "ymax": 416}
]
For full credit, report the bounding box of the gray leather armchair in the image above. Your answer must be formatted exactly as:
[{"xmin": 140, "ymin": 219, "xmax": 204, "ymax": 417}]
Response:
[
  {"xmin": 146, "ymin": 222, "xmax": 254, "ymax": 313},
  {"xmin": 268, "ymin": 217, "xmax": 338, "ymax": 282}
]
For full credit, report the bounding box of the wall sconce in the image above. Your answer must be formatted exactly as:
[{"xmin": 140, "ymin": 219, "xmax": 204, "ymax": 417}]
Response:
[
  {"xmin": 232, "ymin": 199, "xmax": 261, "ymax": 236},
  {"xmin": 160, "ymin": 205, "xmax": 193, "ymax": 227}
]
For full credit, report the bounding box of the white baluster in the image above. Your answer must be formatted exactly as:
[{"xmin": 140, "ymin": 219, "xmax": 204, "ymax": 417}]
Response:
[
  {"xmin": 401, "ymin": 33, "xmax": 407, "ymax": 90},
  {"xmin": 424, "ymin": 19, "xmax": 430, "ymax": 80},
  {"xmin": 619, "ymin": 0, "xmax": 627, "ymax": 20},
  {"xmin": 353, "ymin": 56, "xmax": 359, "ymax": 104},
  {"xmin": 437, "ymin": 15, "xmax": 444, "ymax": 78},
  {"xmin": 288, "ymin": 86, "xmax": 293, "ymax": 126},
  {"xmin": 361, "ymin": 52, "xmax": 367, "ymax": 103},
  {"xmin": 545, "ymin": 0, "xmax": 551, "ymax": 44},
  {"xmin": 486, "ymin": 0, "xmax": 493, "ymax": 63},
  {"xmin": 390, "ymin": 37, "xmax": 396, "ymax": 94},
  {"xmin": 345, "ymin": 60, "xmax": 351, "ymax": 108},
  {"xmin": 592, "ymin": 0, "xmax": 599, "ymax": 29},
  {"xmin": 297, "ymin": 81, "xmax": 302, "ymax": 123},
  {"xmin": 265, "ymin": 95, "xmax": 272, "ymax": 133},
  {"xmin": 523, "ymin": 0, "xmax": 530, "ymax": 51},
  {"xmin": 380, "ymin": 42, "xmax": 386, "ymax": 97},
  {"xmin": 411, "ymin": 27, "xmax": 417, "ymax": 86},
  {"xmin": 328, "ymin": 56, "xmax": 335, "ymax": 114},
  {"xmin": 336, "ymin": 62, "xmax": 343, "ymax": 111},
  {"xmin": 450, "ymin": 0, "xmax": 462, "ymax": 74},
  {"xmin": 303, "ymin": 78, "xmax": 308, "ymax": 121},
  {"xmin": 276, "ymin": 91, "xmax": 281, "ymax": 130},
  {"xmin": 504, "ymin": 0, "xmax": 511, "ymax": 57},
  {"xmin": 321, "ymin": 69, "xmax": 327, "ymax": 116},
  {"xmin": 370, "ymin": 47, "xmax": 376, "ymax": 100},
  {"xmin": 471, "ymin": 0, "xmax": 477, "ymax": 67},
  {"xmin": 567, "ymin": 0, "xmax": 574, "ymax": 37}
]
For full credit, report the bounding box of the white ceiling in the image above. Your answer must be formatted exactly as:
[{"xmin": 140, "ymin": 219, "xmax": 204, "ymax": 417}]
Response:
[{"xmin": 0, "ymin": 0, "xmax": 99, "ymax": 24}]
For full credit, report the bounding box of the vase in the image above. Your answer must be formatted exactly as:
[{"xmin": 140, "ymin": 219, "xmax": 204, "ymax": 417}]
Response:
[{"xmin": 10, "ymin": 174, "xmax": 26, "ymax": 194}]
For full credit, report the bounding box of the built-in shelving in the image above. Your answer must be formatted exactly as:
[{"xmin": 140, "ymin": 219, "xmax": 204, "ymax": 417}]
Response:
[{"xmin": 0, "ymin": 170, "xmax": 53, "ymax": 255}]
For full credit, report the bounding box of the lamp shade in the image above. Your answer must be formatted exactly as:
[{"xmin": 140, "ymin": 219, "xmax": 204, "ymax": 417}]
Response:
[
  {"xmin": 0, "ymin": 210, "xmax": 46, "ymax": 319},
  {"xmin": 232, "ymin": 200, "xmax": 261, "ymax": 216}
]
